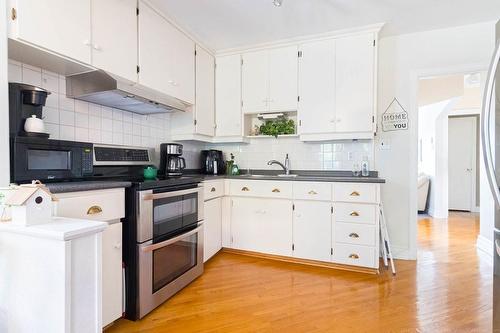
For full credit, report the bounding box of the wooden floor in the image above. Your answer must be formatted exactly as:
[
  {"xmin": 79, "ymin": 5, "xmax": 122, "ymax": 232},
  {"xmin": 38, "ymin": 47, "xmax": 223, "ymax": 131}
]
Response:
[{"xmin": 107, "ymin": 213, "xmax": 493, "ymax": 333}]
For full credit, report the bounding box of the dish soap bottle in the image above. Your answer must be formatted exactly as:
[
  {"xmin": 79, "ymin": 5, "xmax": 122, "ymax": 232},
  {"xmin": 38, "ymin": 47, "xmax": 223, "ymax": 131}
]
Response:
[{"xmin": 361, "ymin": 156, "xmax": 370, "ymax": 177}]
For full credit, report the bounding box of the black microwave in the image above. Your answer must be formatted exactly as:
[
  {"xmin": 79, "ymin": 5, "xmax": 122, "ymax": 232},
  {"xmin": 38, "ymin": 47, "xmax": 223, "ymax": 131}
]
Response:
[{"xmin": 11, "ymin": 137, "xmax": 94, "ymax": 183}]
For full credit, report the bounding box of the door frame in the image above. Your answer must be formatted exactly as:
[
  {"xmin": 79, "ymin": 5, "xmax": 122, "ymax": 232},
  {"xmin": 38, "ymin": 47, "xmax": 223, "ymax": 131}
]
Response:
[
  {"xmin": 448, "ymin": 115, "xmax": 478, "ymax": 212},
  {"xmin": 409, "ymin": 62, "xmax": 488, "ymax": 258}
]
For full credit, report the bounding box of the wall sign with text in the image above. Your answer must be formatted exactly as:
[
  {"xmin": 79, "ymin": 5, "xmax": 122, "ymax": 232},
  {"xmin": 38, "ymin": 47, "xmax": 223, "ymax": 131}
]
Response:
[{"xmin": 382, "ymin": 98, "xmax": 409, "ymax": 132}]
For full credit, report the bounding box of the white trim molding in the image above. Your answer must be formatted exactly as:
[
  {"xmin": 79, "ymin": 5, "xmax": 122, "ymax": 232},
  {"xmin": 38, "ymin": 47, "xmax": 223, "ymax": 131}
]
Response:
[{"xmin": 476, "ymin": 234, "xmax": 493, "ymax": 260}]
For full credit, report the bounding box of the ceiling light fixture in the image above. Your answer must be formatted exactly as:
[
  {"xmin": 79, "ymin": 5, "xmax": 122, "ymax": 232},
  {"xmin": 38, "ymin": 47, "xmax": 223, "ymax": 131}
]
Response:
[{"xmin": 273, "ymin": 0, "xmax": 283, "ymax": 7}]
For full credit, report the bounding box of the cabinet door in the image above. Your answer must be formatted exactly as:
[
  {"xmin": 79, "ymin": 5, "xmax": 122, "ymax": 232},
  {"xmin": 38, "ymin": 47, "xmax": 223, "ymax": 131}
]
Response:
[
  {"xmin": 269, "ymin": 46, "xmax": 298, "ymax": 112},
  {"xmin": 102, "ymin": 222, "xmax": 123, "ymax": 327},
  {"xmin": 293, "ymin": 201, "xmax": 332, "ymax": 262},
  {"xmin": 204, "ymin": 198, "xmax": 222, "ymax": 262},
  {"xmin": 195, "ymin": 46, "xmax": 215, "ymax": 137},
  {"xmin": 298, "ymin": 40, "xmax": 336, "ymax": 134},
  {"xmin": 231, "ymin": 197, "xmax": 292, "ymax": 256},
  {"xmin": 138, "ymin": 1, "xmax": 175, "ymax": 96},
  {"xmin": 335, "ymin": 33, "xmax": 375, "ymax": 133},
  {"xmin": 92, "ymin": 0, "xmax": 137, "ymax": 82},
  {"xmin": 15, "ymin": 0, "xmax": 91, "ymax": 64},
  {"xmin": 172, "ymin": 29, "xmax": 195, "ymax": 104},
  {"xmin": 215, "ymin": 55, "xmax": 242, "ymax": 137},
  {"xmin": 242, "ymin": 50, "xmax": 269, "ymax": 114}
]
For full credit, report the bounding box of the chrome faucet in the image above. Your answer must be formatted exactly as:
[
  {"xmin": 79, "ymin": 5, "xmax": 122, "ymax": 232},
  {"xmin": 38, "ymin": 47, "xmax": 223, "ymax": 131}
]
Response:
[{"xmin": 268, "ymin": 154, "xmax": 290, "ymax": 175}]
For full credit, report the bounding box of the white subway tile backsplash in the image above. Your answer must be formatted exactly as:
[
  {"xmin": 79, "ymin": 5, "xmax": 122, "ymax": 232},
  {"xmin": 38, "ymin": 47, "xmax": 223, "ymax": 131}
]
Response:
[
  {"xmin": 122, "ymin": 112, "xmax": 133, "ymax": 124},
  {"xmin": 45, "ymin": 123, "xmax": 60, "ymax": 140},
  {"xmin": 113, "ymin": 120, "xmax": 123, "ymax": 133},
  {"xmin": 133, "ymin": 135, "xmax": 142, "ymax": 146},
  {"xmin": 101, "ymin": 118, "xmax": 113, "ymax": 131},
  {"xmin": 89, "ymin": 129, "xmax": 102, "ymax": 143},
  {"xmin": 123, "ymin": 122, "xmax": 133, "ymax": 134},
  {"xmin": 101, "ymin": 107, "xmax": 114, "ymax": 119},
  {"xmin": 102, "ymin": 131, "xmax": 113, "ymax": 144},
  {"xmin": 59, "ymin": 110, "xmax": 75, "ymax": 126},
  {"xmin": 59, "ymin": 77, "xmax": 67, "ymax": 95},
  {"xmin": 45, "ymin": 93, "xmax": 59, "ymax": 109},
  {"xmin": 89, "ymin": 115, "xmax": 101, "ymax": 130},
  {"xmin": 75, "ymin": 127, "xmax": 89, "ymax": 142},
  {"xmin": 89, "ymin": 103, "xmax": 101, "ymax": 116},
  {"xmin": 75, "ymin": 112, "xmax": 89, "ymax": 129},
  {"xmin": 60, "ymin": 125, "xmax": 75, "ymax": 141},
  {"xmin": 59, "ymin": 95, "xmax": 75, "ymax": 111},
  {"xmin": 41, "ymin": 71, "xmax": 59, "ymax": 93},
  {"xmin": 43, "ymin": 107, "xmax": 59, "ymax": 124},
  {"xmin": 113, "ymin": 109, "xmax": 123, "ymax": 121},
  {"xmin": 22, "ymin": 65, "xmax": 42, "ymax": 87},
  {"xmin": 8, "ymin": 62, "xmax": 22, "ymax": 82},
  {"xmin": 133, "ymin": 124, "xmax": 141, "ymax": 136},
  {"xmin": 112, "ymin": 132, "xmax": 123, "ymax": 145},
  {"xmin": 124, "ymin": 134, "xmax": 133, "ymax": 146},
  {"xmin": 75, "ymin": 100, "xmax": 89, "ymax": 114}
]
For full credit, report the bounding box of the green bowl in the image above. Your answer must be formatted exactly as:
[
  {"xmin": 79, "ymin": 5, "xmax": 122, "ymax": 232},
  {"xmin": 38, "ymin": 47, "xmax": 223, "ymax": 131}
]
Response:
[{"xmin": 143, "ymin": 166, "xmax": 158, "ymax": 180}]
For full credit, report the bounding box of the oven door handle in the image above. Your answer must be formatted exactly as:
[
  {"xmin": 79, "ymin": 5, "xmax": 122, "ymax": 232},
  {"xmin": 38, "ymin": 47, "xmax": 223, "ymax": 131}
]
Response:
[
  {"xmin": 140, "ymin": 224, "xmax": 203, "ymax": 253},
  {"xmin": 142, "ymin": 187, "xmax": 202, "ymax": 201}
]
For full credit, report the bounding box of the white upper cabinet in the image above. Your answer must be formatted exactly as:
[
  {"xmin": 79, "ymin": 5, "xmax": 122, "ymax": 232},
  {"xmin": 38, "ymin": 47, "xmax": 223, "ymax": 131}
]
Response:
[
  {"xmin": 268, "ymin": 46, "xmax": 298, "ymax": 112},
  {"xmin": 299, "ymin": 32, "xmax": 376, "ymax": 140},
  {"xmin": 91, "ymin": 0, "xmax": 137, "ymax": 82},
  {"xmin": 215, "ymin": 55, "xmax": 242, "ymax": 137},
  {"xmin": 195, "ymin": 46, "xmax": 215, "ymax": 137},
  {"xmin": 298, "ymin": 39, "xmax": 336, "ymax": 135},
  {"xmin": 334, "ymin": 33, "xmax": 375, "ymax": 134},
  {"xmin": 242, "ymin": 46, "xmax": 298, "ymax": 114},
  {"xmin": 242, "ymin": 50, "xmax": 269, "ymax": 113},
  {"xmin": 12, "ymin": 0, "xmax": 92, "ymax": 64},
  {"xmin": 138, "ymin": 1, "xmax": 195, "ymax": 104}
]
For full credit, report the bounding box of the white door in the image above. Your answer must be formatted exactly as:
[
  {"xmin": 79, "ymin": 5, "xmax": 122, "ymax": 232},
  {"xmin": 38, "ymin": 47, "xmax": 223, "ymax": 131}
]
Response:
[
  {"xmin": 195, "ymin": 46, "xmax": 215, "ymax": 137},
  {"xmin": 335, "ymin": 33, "xmax": 375, "ymax": 133},
  {"xmin": 242, "ymin": 50, "xmax": 269, "ymax": 114},
  {"xmin": 215, "ymin": 55, "xmax": 242, "ymax": 137},
  {"xmin": 92, "ymin": 0, "xmax": 137, "ymax": 82},
  {"xmin": 204, "ymin": 198, "xmax": 222, "ymax": 262},
  {"xmin": 293, "ymin": 201, "xmax": 332, "ymax": 262},
  {"xmin": 448, "ymin": 116, "xmax": 477, "ymax": 211},
  {"xmin": 102, "ymin": 222, "xmax": 123, "ymax": 327},
  {"xmin": 298, "ymin": 39, "xmax": 336, "ymax": 134},
  {"xmin": 138, "ymin": 1, "xmax": 176, "ymax": 96},
  {"xmin": 269, "ymin": 46, "xmax": 298, "ymax": 112},
  {"xmin": 15, "ymin": 0, "xmax": 91, "ymax": 64}
]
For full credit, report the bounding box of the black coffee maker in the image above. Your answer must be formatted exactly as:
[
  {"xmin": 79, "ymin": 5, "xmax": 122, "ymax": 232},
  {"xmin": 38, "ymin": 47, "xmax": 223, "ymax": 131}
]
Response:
[
  {"xmin": 9, "ymin": 83, "xmax": 50, "ymax": 138},
  {"xmin": 159, "ymin": 143, "xmax": 186, "ymax": 176},
  {"xmin": 200, "ymin": 150, "xmax": 225, "ymax": 175}
]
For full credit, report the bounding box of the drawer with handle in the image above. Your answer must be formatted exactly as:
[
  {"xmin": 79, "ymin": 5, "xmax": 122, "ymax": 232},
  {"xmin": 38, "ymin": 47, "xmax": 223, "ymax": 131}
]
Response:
[
  {"xmin": 333, "ymin": 203, "xmax": 377, "ymax": 225},
  {"xmin": 333, "ymin": 183, "xmax": 378, "ymax": 203},
  {"xmin": 332, "ymin": 243, "xmax": 377, "ymax": 268},
  {"xmin": 292, "ymin": 182, "xmax": 332, "ymax": 201},
  {"xmin": 229, "ymin": 180, "xmax": 293, "ymax": 199},
  {"xmin": 53, "ymin": 188, "xmax": 125, "ymax": 222},
  {"xmin": 335, "ymin": 222, "xmax": 376, "ymax": 246},
  {"xmin": 203, "ymin": 180, "xmax": 224, "ymax": 201}
]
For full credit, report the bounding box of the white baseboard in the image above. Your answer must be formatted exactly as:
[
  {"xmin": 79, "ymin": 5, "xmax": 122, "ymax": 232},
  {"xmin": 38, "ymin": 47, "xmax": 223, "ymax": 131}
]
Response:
[{"xmin": 476, "ymin": 235, "xmax": 493, "ymax": 260}]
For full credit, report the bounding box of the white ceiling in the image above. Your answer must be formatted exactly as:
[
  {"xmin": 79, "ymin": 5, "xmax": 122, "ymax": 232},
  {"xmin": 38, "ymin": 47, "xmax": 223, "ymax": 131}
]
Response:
[{"xmin": 149, "ymin": 0, "xmax": 500, "ymax": 51}]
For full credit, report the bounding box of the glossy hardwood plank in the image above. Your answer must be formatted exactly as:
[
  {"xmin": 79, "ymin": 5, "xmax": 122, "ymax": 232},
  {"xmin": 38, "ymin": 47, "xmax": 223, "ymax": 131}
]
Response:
[{"xmin": 107, "ymin": 213, "xmax": 492, "ymax": 333}]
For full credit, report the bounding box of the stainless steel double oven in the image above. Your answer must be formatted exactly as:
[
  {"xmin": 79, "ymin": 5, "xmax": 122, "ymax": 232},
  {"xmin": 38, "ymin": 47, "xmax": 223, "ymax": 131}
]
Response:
[{"xmin": 134, "ymin": 183, "xmax": 204, "ymax": 319}]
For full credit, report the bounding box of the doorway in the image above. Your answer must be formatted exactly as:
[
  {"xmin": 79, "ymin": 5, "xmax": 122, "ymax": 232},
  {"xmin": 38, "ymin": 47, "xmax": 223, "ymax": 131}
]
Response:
[{"xmin": 417, "ymin": 72, "xmax": 483, "ymax": 218}]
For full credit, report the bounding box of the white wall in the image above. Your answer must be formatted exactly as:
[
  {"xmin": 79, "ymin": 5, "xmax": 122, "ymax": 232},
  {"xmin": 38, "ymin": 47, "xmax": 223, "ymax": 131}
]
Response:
[
  {"xmin": 0, "ymin": 1, "xmax": 9, "ymax": 187},
  {"xmin": 376, "ymin": 21, "xmax": 495, "ymax": 259}
]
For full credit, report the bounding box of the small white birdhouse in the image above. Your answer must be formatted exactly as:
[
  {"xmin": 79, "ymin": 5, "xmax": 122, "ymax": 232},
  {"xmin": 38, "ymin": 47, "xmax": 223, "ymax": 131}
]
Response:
[{"xmin": 5, "ymin": 182, "xmax": 57, "ymax": 226}]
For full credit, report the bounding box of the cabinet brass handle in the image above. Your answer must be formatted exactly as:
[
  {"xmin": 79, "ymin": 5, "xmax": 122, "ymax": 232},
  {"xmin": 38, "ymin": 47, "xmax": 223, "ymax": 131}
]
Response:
[
  {"xmin": 350, "ymin": 191, "xmax": 360, "ymax": 196},
  {"xmin": 241, "ymin": 187, "xmax": 250, "ymax": 192},
  {"xmin": 272, "ymin": 188, "xmax": 281, "ymax": 193},
  {"xmin": 349, "ymin": 254, "xmax": 359, "ymax": 259},
  {"xmin": 350, "ymin": 211, "xmax": 360, "ymax": 217},
  {"xmin": 308, "ymin": 190, "xmax": 317, "ymax": 195},
  {"xmin": 11, "ymin": 8, "xmax": 17, "ymax": 20},
  {"xmin": 210, "ymin": 187, "xmax": 216, "ymax": 192},
  {"xmin": 349, "ymin": 233, "xmax": 360, "ymax": 238},
  {"xmin": 87, "ymin": 205, "xmax": 103, "ymax": 215}
]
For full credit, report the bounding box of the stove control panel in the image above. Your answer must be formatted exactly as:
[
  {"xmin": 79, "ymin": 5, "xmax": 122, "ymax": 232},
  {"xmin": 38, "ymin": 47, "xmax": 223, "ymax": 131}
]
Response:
[{"xmin": 93, "ymin": 144, "xmax": 152, "ymax": 165}]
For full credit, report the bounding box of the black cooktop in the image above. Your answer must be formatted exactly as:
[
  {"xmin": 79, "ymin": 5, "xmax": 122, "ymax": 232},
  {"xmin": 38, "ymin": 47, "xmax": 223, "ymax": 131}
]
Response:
[{"xmin": 132, "ymin": 175, "xmax": 203, "ymax": 191}]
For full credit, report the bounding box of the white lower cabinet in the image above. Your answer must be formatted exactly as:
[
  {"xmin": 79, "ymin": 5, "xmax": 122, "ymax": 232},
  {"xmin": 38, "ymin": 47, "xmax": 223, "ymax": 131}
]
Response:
[
  {"xmin": 292, "ymin": 201, "xmax": 332, "ymax": 262},
  {"xmin": 227, "ymin": 180, "xmax": 381, "ymax": 271},
  {"xmin": 204, "ymin": 197, "xmax": 222, "ymax": 262},
  {"xmin": 231, "ymin": 197, "xmax": 293, "ymax": 257},
  {"xmin": 101, "ymin": 222, "xmax": 123, "ymax": 326},
  {"xmin": 52, "ymin": 188, "xmax": 125, "ymax": 327}
]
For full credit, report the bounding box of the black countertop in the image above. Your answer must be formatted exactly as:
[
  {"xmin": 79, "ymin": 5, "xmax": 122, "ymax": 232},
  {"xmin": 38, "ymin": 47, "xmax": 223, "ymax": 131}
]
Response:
[{"xmin": 46, "ymin": 180, "xmax": 133, "ymax": 193}]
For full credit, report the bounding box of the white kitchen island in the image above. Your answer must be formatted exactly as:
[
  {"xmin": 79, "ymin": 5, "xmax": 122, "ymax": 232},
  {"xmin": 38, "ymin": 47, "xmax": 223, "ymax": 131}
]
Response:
[{"xmin": 0, "ymin": 217, "xmax": 106, "ymax": 333}]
